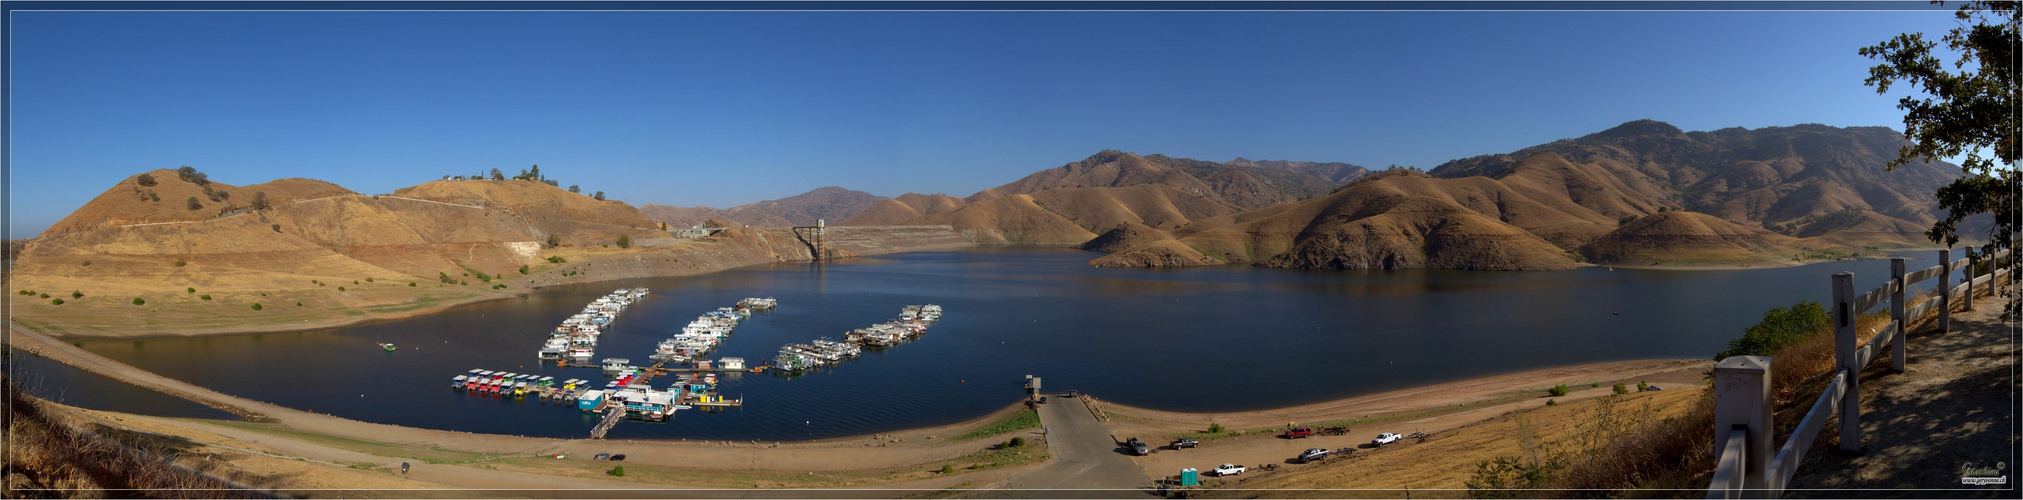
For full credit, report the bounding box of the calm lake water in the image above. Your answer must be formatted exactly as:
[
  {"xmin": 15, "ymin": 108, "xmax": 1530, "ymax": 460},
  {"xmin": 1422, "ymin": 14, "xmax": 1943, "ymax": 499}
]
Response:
[{"xmin": 24, "ymin": 247, "xmax": 1943, "ymax": 440}]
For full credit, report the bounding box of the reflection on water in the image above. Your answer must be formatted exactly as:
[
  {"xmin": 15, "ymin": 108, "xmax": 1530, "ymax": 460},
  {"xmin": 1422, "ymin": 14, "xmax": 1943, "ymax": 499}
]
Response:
[
  {"xmin": 40, "ymin": 247, "xmax": 1933, "ymax": 440},
  {"xmin": 5, "ymin": 349, "xmax": 238, "ymax": 420}
]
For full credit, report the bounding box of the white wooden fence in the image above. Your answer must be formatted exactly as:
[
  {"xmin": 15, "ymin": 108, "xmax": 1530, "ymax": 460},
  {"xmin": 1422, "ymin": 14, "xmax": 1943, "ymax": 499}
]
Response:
[{"xmin": 1707, "ymin": 245, "xmax": 2012, "ymax": 498}]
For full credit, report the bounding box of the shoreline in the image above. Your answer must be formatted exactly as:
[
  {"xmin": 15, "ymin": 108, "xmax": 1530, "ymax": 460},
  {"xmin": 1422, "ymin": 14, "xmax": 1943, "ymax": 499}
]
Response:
[
  {"xmin": 8, "ymin": 317, "xmax": 1710, "ymax": 452},
  {"xmin": 6, "ymin": 318, "xmax": 1717, "ymax": 491}
]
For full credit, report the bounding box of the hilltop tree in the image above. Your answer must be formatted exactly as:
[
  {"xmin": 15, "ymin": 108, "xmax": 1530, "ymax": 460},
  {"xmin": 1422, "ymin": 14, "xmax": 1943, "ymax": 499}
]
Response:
[
  {"xmin": 1862, "ymin": 0, "xmax": 2016, "ymax": 251},
  {"xmin": 136, "ymin": 173, "xmax": 157, "ymax": 187},
  {"xmin": 515, "ymin": 164, "xmax": 542, "ymax": 181},
  {"xmin": 593, "ymin": 191, "xmax": 606, "ymax": 201},
  {"xmin": 569, "ymin": 185, "xmax": 581, "ymax": 194},
  {"xmin": 176, "ymin": 166, "xmax": 209, "ymax": 185}
]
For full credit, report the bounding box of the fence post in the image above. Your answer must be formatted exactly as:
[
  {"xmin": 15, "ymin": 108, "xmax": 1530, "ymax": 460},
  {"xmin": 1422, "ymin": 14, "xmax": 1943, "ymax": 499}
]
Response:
[
  {"xmin": 1833, "ymin": 271, "xmax": 1861, "ymax": 452},
  {"xmin": 1963, "ymin": 247, "xmax": 1976, "ymax": 311},
  {"xmin": 1889, "ymin": 257, "xmax": 1906, "ymax": 373},
  {"xmin": 1938, "ymin": 249, "xmax": 1952, "ymax": 333},
  {"xmin": 1713, "ymin": 356, "xmax": 1773, "ymax": 494}
]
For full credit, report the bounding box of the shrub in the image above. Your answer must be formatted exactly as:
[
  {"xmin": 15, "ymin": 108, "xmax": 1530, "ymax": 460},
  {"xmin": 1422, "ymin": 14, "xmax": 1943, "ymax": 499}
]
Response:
[
  {"xmin": 939, "ymin": 464, "xmax": 953, "ymax": 474},
  {"xmin": 1207, "ymin": 422, "xmax": 1225, "ymax": 433},
  {"xmin": 71, "ymin": 291, "xmax": 82, "ymax": 299},
  {"xmin": 81, "ymin": 261, "xmax": 90, "ymax": 266},
  {"xmin": 251, "ymin": 303, "xmax": 262, "ymax": 311},
  {"xmin": 1545, "ymin": 399, "xmax": 1558, "ymax": 406},
  {"xmin": 1636, "ymin": 381, "xmax": 1650, "ymax": 391},
  {"xmin": 606, "ymin": 466, "xmax": 624, "ymax": 477},
  {"xmin": 16, "ymin": 290, "xmax": 29, "ymax": 295},
  {"xmin": 1618, "ymin": 215, "xmax": 1640, "ymax": 225},
  {"xmin": 250, "ymin": 191, "xmax": 269, "ymax": 210},
  {"xmin": 1466, "ymin": 455, "xmax": 1566, "ymax": 494},
  {"xmin": 1008, "ymin": 436, "xmax": 1025, "ymax": 448},
  {"xmin": 365, "ymin": 277, "xmax": 373, "ymax": 282},
  {"xmin": 1612, "ymin": 382, "xmax": 1629, "ymax": 395},
  {"xmin": 409, "ymin": 282, "xmax": 416, "ymax": 287},
  {"xmin": 51, "ymin": 298, "xmax": 64, "ymax": 305},
  {"xmin": 133, "ymin": 297, "xmax": 145, "ymax": 305},
  {"xmin": 174, "ymin": 260, "xmax": 187, "ymax": 267},
  {"xmin": 1548, "ymin": 384, "xmax": 1570, "ymax": 397},
  {"xmin": 616, "ymin": 235, "xmax": 631, "ymax": 249},
  {"xmin": 39, "ymin": 293, "xmax": 49, "ymax": 299},
  {"xmin": 296, "ymin": 302, "xmax": 303, "ymax": 306},
  {"xmin": 272, "ymin": 224, "xmax": 282, "ymax": 232},
  {"xmin": 186, "ymin": 196, "xmax": 202, "ymax": 210},
  {"xmin": 136, "ymin": 173, "xmax": 158, "ymax": 186},
  {"xmin": 1715, "ymin": 300, "xmax": 1830, "ymax": 359},
  {"xmin": 338, "ymin": 286, "xmax": 345, "ymax": 291},
  {"xmin": 176, "ymin": 166, "xmax": 209, "ymax": 185},
  {"xmin": 188, "ymin": 288, "xmax": 196, "ymax": 293},
  {"xmin": 548, "ymin": 256, "xmax": 566, "ymax": 263},
  {"xmin": 200, "ymin": 295, "xmax": 212, "ymax": 300},
  {"xmin": 547, "ymin": 234, "xmax": 561, "ymax": 248},
  {"xmin": 519, "ymin": 264, "xmax": 530, "ymax": 274},
  {"xmin": 353, "ymin": 280, "xmax": 359, "ymax": 284}
]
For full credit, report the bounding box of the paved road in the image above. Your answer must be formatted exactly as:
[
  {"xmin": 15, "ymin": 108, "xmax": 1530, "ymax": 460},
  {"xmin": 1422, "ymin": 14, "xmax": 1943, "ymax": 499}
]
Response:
[{"xmin": 984, "ymin": 398, "xmax": 1152, "ymax": 497}]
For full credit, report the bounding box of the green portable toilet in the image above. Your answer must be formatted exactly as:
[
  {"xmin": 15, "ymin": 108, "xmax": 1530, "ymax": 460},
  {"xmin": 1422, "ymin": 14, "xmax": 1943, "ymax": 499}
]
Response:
[{"xmin": 1180, "ymin": 468, "xmax": 1198, "ymax": 486}]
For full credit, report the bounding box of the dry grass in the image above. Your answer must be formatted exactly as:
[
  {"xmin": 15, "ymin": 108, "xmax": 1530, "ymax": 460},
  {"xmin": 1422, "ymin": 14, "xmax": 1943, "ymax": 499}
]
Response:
[
  {"xmin": 1532, "ymin": 269, "xmax": 2009, "ymax": 496},
  {"xmin": 2, "ymin": 376, "xmax": 266, "ymax": 498}
]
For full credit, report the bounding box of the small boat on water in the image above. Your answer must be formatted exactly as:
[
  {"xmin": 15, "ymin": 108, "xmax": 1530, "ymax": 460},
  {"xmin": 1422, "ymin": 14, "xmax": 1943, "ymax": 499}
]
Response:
[{"xmin": 378, "ymin": 343, "xmax": 397, "ymax": 351}]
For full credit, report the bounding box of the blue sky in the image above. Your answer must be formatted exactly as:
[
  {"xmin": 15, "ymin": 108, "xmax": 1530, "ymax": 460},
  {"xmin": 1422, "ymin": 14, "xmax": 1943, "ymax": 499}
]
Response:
[{"xmin": 9, "ymin": 7, "xmax": 1962, "ymax": 237}]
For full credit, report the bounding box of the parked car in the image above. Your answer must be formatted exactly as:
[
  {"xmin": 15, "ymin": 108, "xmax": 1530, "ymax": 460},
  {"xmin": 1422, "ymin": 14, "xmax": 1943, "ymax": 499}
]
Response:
[
  {"xmin": 1170, "ymin": 438, "xmax": 1199, "ymax": 449},
  {"xmin": 1127, "ymin": 437, "xmax": 1150, "ymax": 456},
  {"xmin": 609, "ymin": 454, "xmax": 626, "ymax": 461},
  {"xmin": 1298, "ymin": 447, "xmax": 1331, "ymax": 463},
  {"xmin": 1281, "ymin": 426, "xmax": 1314, "ymax": 439},
  {"xmin": 1372, "ymin": 433, "xmax": 1403, "ymax": 446},
  {"xmin": 1213, "ymin": 463, "xmax": 1246, "ymax": 476},
  {"xmin": 592, "ymin": 452, "xmax": 611, "ymax": 460}
]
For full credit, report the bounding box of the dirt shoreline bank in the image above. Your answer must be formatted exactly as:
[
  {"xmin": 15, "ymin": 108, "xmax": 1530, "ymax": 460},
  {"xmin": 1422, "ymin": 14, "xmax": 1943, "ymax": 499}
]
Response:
[{"xmin": 6, "ymin": 318, "xmax": 1719, "ymax": 493}]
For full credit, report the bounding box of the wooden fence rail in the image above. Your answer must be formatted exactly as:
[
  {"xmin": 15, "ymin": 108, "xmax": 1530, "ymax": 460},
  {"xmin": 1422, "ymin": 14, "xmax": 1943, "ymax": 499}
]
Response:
[{"xmin": 1708, "ymin": 245, "xmax": 2012, "ymax": 498}]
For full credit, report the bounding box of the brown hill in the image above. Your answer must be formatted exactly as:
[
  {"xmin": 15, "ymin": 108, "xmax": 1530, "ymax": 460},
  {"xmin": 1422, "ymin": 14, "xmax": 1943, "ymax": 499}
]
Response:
[
  {"xmin": 837, "ymin": 193, "xmax": 967, "ymax": 226},
  {"xmin": 1077, "ymin": 221, "xmax": 1175, "ymax": 253},
  {"xmin": 879, "ymin": 151, "xmax": 1351, "ymax": 247},
  {"xmin": 913, "ymin": 194, "xmax": 1096, "ymax": 245},
  {"xmin": 638, "ymin": 204, "xmax": 740, "ymax": 228},
  {"xmin": 1429, "ymin": 120, "xmax": 1958, "ymax": 243},
  {"xmin": 43, "ymin": 169, "xmax": 354, "ymax": 234},
  {"xmin": 9, "ymin": 171, "xmax": 978, "ymax": 336},
  {"xmin": 1129, "ymin": 170, "xmax": 1580, "ymax": 271},
  {"xmin": 1227, "ymin": 158, "xmax": 1372, "ymax": 185},
  {"xmin": 1578, "ymin": 211, "xmax": 1799, "ymax": 265},
  {"xmin": 1088, "ymin": 240, "xmax": 1221, "ymax": 268},
  {"xmin": 965, "ymin": 150, "xmax": 1214, "ymax": 203},
  {"xmin": 641, "ymin": 186, "xmax": 884, "ymax": 228}
]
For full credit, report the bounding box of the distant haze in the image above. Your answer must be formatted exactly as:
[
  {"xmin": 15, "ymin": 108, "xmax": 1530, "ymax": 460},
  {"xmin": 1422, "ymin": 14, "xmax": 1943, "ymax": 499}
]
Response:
[{"xmin": 9, "ymin": 9, "xmax": 1959, "ymax": 237}]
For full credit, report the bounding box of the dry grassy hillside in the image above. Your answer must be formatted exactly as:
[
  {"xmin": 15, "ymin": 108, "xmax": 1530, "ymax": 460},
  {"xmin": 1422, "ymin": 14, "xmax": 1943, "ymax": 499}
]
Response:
[
  {"xmin": 914, "ymin": 194, "xmax": 1096, "ymax": 245},
  {"xmin": 641, "ymin": 186, "xmax": 885, "ymax": 228},
  {"xmin": 837, "ymin": 193, "xmax": 968, "ymax": 227},
  {"xmin": 965, "ymin": 150, "xmax": 1215, "ymax": 203},
  {"xmin": 8, "ymin": 174, "xmax": 860, "ymax": 337},
  {"xmin": 1578, "ymin": 211, "xmax": 1800, "ymax": 265},
  {"xmin": 43, "ymin": 168, "xmax": 353, "ymax": 235},
  {"xmin": 1431, "ymin": 120, "xmax": 1955, "ymax": 241}
]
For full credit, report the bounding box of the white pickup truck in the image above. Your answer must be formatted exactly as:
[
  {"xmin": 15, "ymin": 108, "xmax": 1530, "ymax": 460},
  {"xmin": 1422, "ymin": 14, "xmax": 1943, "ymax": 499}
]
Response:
[{"xmin": 1372, "ymin": 432, "xmax": 1404, "ymax": 446}]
